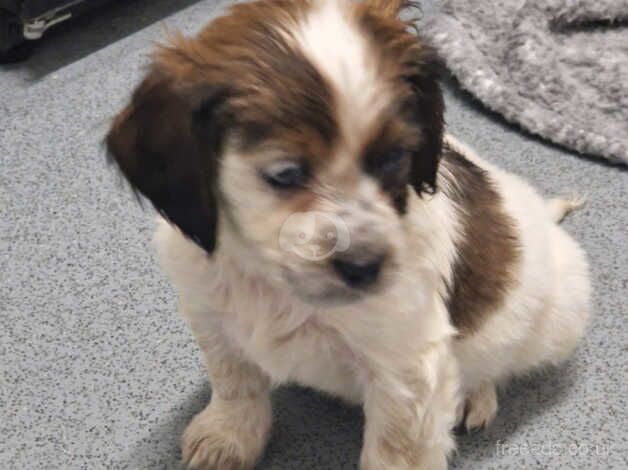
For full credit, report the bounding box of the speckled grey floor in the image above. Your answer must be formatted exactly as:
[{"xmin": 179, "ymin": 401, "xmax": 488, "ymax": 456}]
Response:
[{"xmin": 1, "ymin": 1, "xmax": 626, "ymax": 469}]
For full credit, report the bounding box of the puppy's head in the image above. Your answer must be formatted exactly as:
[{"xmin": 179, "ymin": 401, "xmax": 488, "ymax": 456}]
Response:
[{"xmin": 107, "ymin": 0, "xmax": 443, "ymax": 305}]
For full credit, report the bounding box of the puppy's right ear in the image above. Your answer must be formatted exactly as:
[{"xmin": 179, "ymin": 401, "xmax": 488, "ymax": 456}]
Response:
[{"xmin": 106, "ymin": 69, "xmax": 228, "ymax": 254}]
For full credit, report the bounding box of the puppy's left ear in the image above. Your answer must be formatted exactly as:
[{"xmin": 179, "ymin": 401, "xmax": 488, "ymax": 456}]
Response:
[
  {"xmin": 404, "ymin": 45, "xmax": 445, "ymax": 195},
  {"xmin": 106, "ymin": 68, "xmax": 229, "ymax": 254}
]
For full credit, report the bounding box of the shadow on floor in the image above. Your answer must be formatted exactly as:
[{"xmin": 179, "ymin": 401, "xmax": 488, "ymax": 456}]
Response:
[
  {"xmin": 0, "ymin": 0, "xmax": 203, "ymax": 83},
  {"xmin": 452, "ymin": 359, "xmax": 582, "ymax": 469},
  {"xmin": 121, "ymin": 360, "xmax": 581, "ymax": 470},
  {"xmin": 120, "ymin": 384, "xmax": 364, "ymax": 470}
]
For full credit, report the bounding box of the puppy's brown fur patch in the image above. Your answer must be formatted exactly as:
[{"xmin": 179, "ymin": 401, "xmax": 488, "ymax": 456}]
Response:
[
  {"xmin": 355, "ymin": 0, "xmax": 444, "ymax": 196},
  {"xmin": 160, "ymin": 0, "xmax": 337, "ymax": 155},
  {"xmin": 441, "ymin": 144, "xmax": 521, "ymax": 335}
]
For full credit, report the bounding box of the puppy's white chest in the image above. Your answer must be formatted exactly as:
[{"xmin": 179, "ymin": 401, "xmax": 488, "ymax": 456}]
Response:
[{"xmin": 221, "ymin": 298, "xmax": 364, "ymax": 403}]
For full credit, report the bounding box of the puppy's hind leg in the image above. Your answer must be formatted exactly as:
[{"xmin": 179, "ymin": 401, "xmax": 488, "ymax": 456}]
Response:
[
  {"xmin": 461, "ymin": 381, "xmax": 498, "ymax": 433},
  {"xmin": 522, "ymin": 226, "xmax": 591, "ymax": 370}
]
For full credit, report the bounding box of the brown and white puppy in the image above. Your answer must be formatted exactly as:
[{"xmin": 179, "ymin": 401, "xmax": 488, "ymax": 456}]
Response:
[{"xmin": 106, "ymin": 1, "xmax": 591, "ymax": 469}]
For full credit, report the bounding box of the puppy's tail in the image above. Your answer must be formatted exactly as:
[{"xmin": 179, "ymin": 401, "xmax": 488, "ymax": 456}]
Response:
[{"xmin": 546, "ymin": 195, "xmax": 585, "ymax": 223}]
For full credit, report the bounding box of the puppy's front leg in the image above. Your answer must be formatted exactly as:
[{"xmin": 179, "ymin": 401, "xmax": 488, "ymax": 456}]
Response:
[
  {"xmin": 360, "ymin": 342, "xmax": 458, "ymax": 470},
  {"xmin": 181, "ymin": 317, "xmax": 272, "ymax": 470}
]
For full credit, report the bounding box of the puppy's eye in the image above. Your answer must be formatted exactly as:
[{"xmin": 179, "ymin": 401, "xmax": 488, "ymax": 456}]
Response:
[
  {"xmin": 261, "ymin": 160, "xmax": 310, "ymax": 190},
  {"xmin": 377, "ymin": 147, "xmax": 406, "ymax": 173}
]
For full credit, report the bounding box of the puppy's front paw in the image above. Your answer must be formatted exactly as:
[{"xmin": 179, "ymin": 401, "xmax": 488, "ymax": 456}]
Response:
[
  {"xmin": 182, "ymin": 399, "xmax": 271, "ymax": 470},
  {"xmin": 182, "ymin": 422, "xmax": 249, "ymax": 470}
]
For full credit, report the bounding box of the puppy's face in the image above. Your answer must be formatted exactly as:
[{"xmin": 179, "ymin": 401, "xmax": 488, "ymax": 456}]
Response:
[{"xmin": 107, "ymin": 0, "xmax": 443, "ymax": 305}]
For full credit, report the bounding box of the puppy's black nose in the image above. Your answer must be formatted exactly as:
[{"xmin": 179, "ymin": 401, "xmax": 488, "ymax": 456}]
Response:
[{"xmin": 332, "ymin": 256, "xmax": 384, "ymax": 289}]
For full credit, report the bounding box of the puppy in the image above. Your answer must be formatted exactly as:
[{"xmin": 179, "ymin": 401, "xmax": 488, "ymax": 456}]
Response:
[{"xmin": 106, "ymin": 0, "xmax": 591, "ymax": 468}]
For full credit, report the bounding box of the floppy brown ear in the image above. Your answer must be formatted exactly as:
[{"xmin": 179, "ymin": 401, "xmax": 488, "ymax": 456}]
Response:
[
  {"xmin": 404, "ymin": 45, "xmax": 445, "ymax": 195},
  {"xmin": 106, "ymin": 69, "xmax": 228, "ymax": 253}
]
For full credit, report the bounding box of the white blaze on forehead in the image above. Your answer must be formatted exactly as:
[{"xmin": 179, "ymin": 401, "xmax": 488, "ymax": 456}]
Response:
[{"xmin": 292, "ymin": 0, "xmax": 390, "ymax": 151}]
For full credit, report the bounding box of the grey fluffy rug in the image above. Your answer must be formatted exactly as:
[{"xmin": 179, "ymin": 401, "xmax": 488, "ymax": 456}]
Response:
[{"xmin": 424, "ymin": 0, "xmax": 628, "ymax": 164}]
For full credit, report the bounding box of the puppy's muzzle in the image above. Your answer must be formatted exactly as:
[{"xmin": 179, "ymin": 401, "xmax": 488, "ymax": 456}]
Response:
[{"xmin": 332, "ymin": 253, "xmax": 386, "ymax": 289}]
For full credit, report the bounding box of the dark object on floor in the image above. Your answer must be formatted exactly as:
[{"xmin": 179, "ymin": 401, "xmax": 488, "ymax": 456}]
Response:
[{"xmin": 0, "ymin": 0, "xmax": 110, "ymax": 62}]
